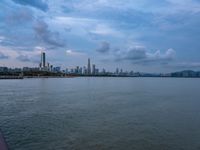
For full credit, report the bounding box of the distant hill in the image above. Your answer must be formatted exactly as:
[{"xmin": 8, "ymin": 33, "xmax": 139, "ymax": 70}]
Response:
[{"xmin": 171, "ymin": 70, "xmax": 200, "ymax": 77}]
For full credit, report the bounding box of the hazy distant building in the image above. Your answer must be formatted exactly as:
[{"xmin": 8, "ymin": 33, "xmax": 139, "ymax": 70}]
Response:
[
  {"xmin": 65, "ymin": 68, "xmax": 68, "ymax": 74},
  {"xmin": 120, "ymin": 69, "xmax": 123, "ymax": 74},
  {"xmin": 130, "ymin": 71, "xmax": 134, "ymax": 75},
  {"xmin": 95, "ymin": 69, "xmax": 99, "ymax": 75},
  {"xmin": 53, "ymin": 67, "xmax": 61, "ymax": 72},
  {"xmin": 116, "ymin": 68, "xmax": 119, "ymax": 75},
  {"xmin": 102, "ymin": 68, "xmax": 106, "ymax": 75},
  {"xmin": 92, "ymin": 64, "xmax": 96, "ymax": 75},
  {"xmin": 75, "ymin": 66, "xmax": 79, "ymax": 74},
  {"xmin": 0, "ymin": 67, "xmax": 8, "ymax": 72},
  {"xmin": 87, "ymin": 58, "xmax": 91, "ymax": 75},
  {"xmin": 83, "ymin": 66, "xmax": 87, "ymax": 75},
  {"xmin": 79, "ymin": 67, "xmax": 83, "ymax": 74}
]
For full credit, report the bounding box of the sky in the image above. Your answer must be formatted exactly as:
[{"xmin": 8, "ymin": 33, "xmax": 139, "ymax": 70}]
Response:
[{"xmin": 0, "ymin": 0, "xmax": 200, "ymax": 73}]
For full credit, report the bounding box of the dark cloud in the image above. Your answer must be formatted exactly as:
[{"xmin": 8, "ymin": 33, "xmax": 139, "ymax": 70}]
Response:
[
  {"xmin": 97, "ymin": 43, "xmax": 176, "ymax": 65},
  {"xmin": 16, "ymin": 54, "xmax": 40, "ymax": 63},
  {"xmin": 114, "ymin": 46, "xmax": 176, "ymax": 65},
  {"xmin": 96, "ymin": 41, "xmax": 110, "ymax": 53},
  {"xmin": 0, "ymin": 4, "xmax": 36, "ymax": 50},
  {"xmin": 62, "ymin": 5, "xmax": 74, "ymax": 14},
  {"xmin": 124, "ymin": 47, "xmax": 146, "ymax": 60},
  {"xmin": 5, "ymin": 8, "xmax": 34, "ymax": 25},
  {"xmin": 12, "ymin": 0, "xmax": 48, "ymax": 12},
  {"xmin": 65, "ymin": 26, "xmax": 72, "ymax": 32},
  {"xmin": 34, "ymin": 20, "xmax": 65, "ymax": 48},
  {"xmin": 0, "ymin": 52, "xmax": 9, "ymax": 59}
]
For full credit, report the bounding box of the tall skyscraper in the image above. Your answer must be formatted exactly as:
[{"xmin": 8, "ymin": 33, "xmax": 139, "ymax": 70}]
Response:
[
  {"xmin": 87, "ymin": 58, "xmax": 91, "ymax": 75},
  {"xmin": 41, "ymin": 52, "xmax": 46, "ymax": 68}
]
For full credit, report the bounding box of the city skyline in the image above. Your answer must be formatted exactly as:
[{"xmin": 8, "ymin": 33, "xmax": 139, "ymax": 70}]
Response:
[
  {"xmin": 37, "ymin": 51, "xmax": 134, "ymax": 75},
  {"xmin": 0, "ymin": 0, "xmax": 200, "ymax": 73}
]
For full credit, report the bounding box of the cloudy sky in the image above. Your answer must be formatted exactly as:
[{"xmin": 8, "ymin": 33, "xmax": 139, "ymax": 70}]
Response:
[{"xmin": 0, "ymin": 0, "xmax": 200, "ymax": 72}]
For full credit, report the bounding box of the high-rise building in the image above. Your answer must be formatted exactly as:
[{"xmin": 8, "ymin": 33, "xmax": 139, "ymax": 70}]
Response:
[
  {"xmin": 92, "ymin": 64, "xmax": 96, "ymax": 75},
  {"xmin": 50, "ymin": 65, "xmax": 53, "ymax": 72},
  {"xmin": 65, "ymin": 68, "xmax": 68, "ymax": 74},
  {"xmin": 87, "ymin": 58, "xmax": 91, "ymax": 75},
  {"xmin": 41, "ymin": 52, "xmax": 46, "ymax": 68},
  {"xmin": 47, "ymin": 62, "xmax": 50, "ymax": 70},
  {"xmin": 75, "ymin": 66, "xmax": 79, "ymax": 74},
  {"xmin": 79, "ymin": 67, "xmax": 83, "ymax": 74}
]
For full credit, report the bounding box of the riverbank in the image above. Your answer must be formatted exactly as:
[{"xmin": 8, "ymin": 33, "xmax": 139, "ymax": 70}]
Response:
[{"xmin": 0, "ymin": 76, "xmax": 23, "ymax": 79}]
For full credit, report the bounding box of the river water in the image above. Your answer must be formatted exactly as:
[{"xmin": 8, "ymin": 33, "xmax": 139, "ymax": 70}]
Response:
[{"xmin": 0, "ymin": 77, "xmax": 200, "ymax": 150}]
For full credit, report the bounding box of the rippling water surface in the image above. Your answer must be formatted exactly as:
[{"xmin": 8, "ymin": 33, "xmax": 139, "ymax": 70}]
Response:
[{"xmin": 0, "ymin": 77, "xmax": 200, "ymax": 150}]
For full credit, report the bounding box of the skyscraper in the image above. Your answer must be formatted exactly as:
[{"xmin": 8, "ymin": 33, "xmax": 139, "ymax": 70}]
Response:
[
  {"xmin": 87, "ymin": 58, "xmax": 91, "ymax": 75},
  {"xmin": 41, "ymin": 52, "xmax": 46, "ymax": 68}
]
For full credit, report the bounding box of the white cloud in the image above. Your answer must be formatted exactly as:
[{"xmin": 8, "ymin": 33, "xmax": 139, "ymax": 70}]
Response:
[
  {"xmin": 66, "ymin": 49, "xmax": 86, "ymax": 56},
  {"xmin": 89, "ymin": 24, "xmax": 121, "ymax": 36},
  {"xmin": 146, "ymin": 48, "xmax": 176, "ymax": 61},
  {"xmin": 0, "ymin": 36, "xmax": 5, "ymax": 42},
  {"xmin": 54, "ymin": 16, "xmax": 97, "ymax": 27},
  {"xmin": 166, "ymin": 0, "xmax": 200, "ymax": 13}
]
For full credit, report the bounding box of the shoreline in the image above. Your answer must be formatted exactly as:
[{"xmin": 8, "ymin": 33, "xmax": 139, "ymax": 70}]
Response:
[{"xmin": 1, "ymin": 75, "xmax": 200, "ymax": 79}]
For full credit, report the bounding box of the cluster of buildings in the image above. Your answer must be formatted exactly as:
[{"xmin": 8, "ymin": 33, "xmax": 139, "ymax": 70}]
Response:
[
  {"xmin": 65, "ymin": 58, "xmax": 99, "ymax": 75},
  {"xmin": 37, "ymin": 51, "xmax": 135, "ymax": 76},
  {"xmin": 39, "ymin": 52, "xmax": 60, "ymax": 72},
  {"xmin": 0, "ymin": 52, "xmax": 135, "ymax": 76},
  {"xmin": 0, "ymin": 52, "xmax": 61, "ymax": 74},
  {"xmin": 64, "ymin": 58, "xmax": 135, "ymax": 76}
]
